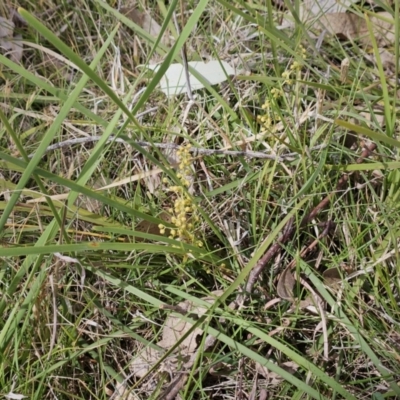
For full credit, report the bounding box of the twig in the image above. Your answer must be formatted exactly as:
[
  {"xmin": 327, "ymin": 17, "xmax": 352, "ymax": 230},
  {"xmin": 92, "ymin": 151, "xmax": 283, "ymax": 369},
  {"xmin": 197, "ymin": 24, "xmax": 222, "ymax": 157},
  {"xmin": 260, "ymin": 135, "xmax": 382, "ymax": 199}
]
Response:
[
  {"xmin": 285, "ymin": 220, "xmax": 334, "ymax": 272},
  {"xmin": 28, "ymin": 135, "xmax": 326, "ymax": 161}
]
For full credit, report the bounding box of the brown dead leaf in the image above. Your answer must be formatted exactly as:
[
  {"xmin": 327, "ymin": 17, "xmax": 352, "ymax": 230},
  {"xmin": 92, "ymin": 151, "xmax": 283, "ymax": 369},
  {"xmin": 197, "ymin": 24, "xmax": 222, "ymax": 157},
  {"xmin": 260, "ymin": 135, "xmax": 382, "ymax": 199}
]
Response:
[
  {"xmin": 129, "ymin": 291, "xmax": 223, "ymax": 379},
  {"xmin": 135, "ymin": 211, "xmax": 171, "ymax": 237},
  {"xmin": 319, "ymin": 13, "xmax": 368, "ymax": 42},
  {"xmin": 129, "ymin": 346, "xmax": 161, "ymax": 379},
  {"xmin": 158, "ymin": 292, "xmax": 223, "ymax": 353},
  {"xmin": 112, "ymin": 382, "xmax": 138, "ymax": 400},
  {"xmin": 298, "ymin": 295, "xmax": 320, "ymax": 313},
  {"xmin": 369, "ymin": 12, "xmax": 395, "ymax": 47},
  {"xmin": 0, "ymin": 16, "xmax": 23, "ymax": 63},
  {"xmin": 0, "ymin": 34, "xmax": 23, "ymax": 63},
  {"xmin": 120, "ymin": 5, "xmax": 144, "ymax": 26},
  {"xmin": 322, "ymin": 266, "xmax": 342, "ymax": 289},
  {"xmin": 256, "ymin": 361, "xmax": 299, "ymax": 384},
  {"xmin": 276, "ymin": 265, "xmax": 295, "ymax": 300},
  {"xmin": 141, "ymin": 12, "xmax": 162, "ymax": 39},
  {"xmin": 378, "ymin": 48, "xmax": 396, "ymax": 70},
  {"xmin": 278, "ymin": 0, "xmax": 354, "ymax": 30},
  {"xmin": 319, "ymin": 11, "xmax": 394, "ymax": 48},
  {"xmin": 120, "ymin": 5, "xmax": 169, "ymax": 46}
]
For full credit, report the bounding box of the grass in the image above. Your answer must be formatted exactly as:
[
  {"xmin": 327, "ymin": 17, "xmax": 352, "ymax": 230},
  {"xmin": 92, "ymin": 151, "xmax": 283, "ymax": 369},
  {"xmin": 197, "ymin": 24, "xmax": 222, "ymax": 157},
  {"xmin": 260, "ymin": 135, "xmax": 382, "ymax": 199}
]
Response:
[{"xmin": 1, "ymin": 0, "xmax": 400, "ymax": 398}]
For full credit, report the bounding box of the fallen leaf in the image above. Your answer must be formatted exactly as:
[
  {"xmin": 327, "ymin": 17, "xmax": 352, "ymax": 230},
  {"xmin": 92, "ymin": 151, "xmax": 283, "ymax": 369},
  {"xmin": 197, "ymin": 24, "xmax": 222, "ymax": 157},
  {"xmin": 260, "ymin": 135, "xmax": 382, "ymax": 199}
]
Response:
[
  {"xmin": 305, "ymin": 0, "xmax": 353, "ymax": 16},
  {"xmin": 280, "ymin": 4, "xmax": 395, "ymax": 51},
  {"xmin": 0, "ymin": 17, "xmax": 23, "ymax": 63},
  {"xmin": 322, "ymin": 266, "xmax": 342, "ymax": 289},
  {"xmin": 129, "ymin": 346, "xmax": 161, "ymax": 379},
  {"xmin": 299, "ymin": 295, "xmax": 320, "ymax": 314},
  {"xmin": 129, "ymin": 291, "xmax": 223, "ymax": 379},
  {"xmin": 369, "ymin": 48, "xmax": 396, "ymax": 70},
  {"xmin": 122, "ymin": 6, "xmax": 162, "ymax": 37},
  {"xmin": 0, "ymin": 34, "xmax": 23, "ymax": 63},
  {"xmin": 112, "ymin": 382, "xmax": 139, "ymax": 400},
  {"xmin": 369, "ymin": 12, "xmax": 395, "ymax": 47},
  {"xmin": 318, "ymin": 11, "xmax": 395, "ymax": 48},
  {"xmin": 5, "ymin": 393, "xmax": 28, "ymax": 400},
  {"xmin": 319, "ymin": 13, "xmax": 368, "ymax": 42},
  {"xmin": 158, "ymin": 293, "xmax": 222, "ymax": 352},
  {"xmin": 120, "ymin": 5, "xmax": 169, "ymax": 46},
  {"xmin": 276, "ymin": 265, "xmax": 295, "ymax": 300},
  {"xmin": 256, "ymin": 361, "xmax": 299, "ymax": 384},
  {"xmin": 147, "ymin": 60, "xmax": 235, "ymax": 97},
  {"xmin": 135, "ymin": 211, "xmax": 171, "ymax": 237},
  {"xmin": 278, "ymin": 0, "xmax": 355, "ymax": 29}
]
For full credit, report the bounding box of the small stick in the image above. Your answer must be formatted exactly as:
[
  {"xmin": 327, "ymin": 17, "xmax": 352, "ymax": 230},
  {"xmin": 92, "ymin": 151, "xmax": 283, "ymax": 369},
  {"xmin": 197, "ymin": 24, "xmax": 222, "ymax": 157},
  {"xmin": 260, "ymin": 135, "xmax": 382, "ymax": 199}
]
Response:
[{"xmin": 28, "ymin": 135, "xmax": 326, "ymax": 161}]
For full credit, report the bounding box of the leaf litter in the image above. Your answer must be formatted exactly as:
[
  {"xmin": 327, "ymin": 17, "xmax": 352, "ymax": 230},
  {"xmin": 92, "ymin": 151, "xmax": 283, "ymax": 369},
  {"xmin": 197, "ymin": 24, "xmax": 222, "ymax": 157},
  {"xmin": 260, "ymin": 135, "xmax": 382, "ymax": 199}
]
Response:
[{"xmin": 130, "ymin": 291, "xmax": 223, "ymax": 379}]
